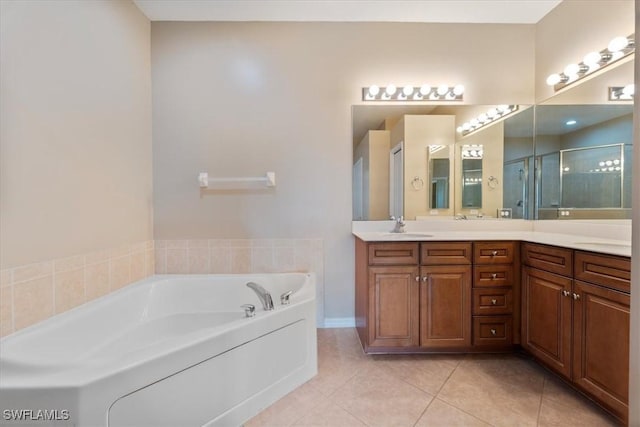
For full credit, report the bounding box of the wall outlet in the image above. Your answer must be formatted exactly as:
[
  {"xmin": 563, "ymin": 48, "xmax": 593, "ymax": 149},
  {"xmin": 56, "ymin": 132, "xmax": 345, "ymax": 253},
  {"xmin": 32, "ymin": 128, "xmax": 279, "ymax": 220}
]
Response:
[{"xmin": 498, "ymin": 208, "xmax": 512, "ymax": 218}]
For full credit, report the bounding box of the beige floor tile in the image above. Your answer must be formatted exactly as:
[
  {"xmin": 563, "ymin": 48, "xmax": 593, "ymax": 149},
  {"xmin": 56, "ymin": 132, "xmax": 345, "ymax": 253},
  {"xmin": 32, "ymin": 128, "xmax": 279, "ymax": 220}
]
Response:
[
  {"xmin": 415, "ymin": 398, "xmax": 492, "ymax": 427},
  {"xmin": 538, "ymin": 396, "xmax": 618, "ymax": 427},
  {"xmin": 437, "ymin": 354, "xmax": 545, "ymax": 427},
  {"xmin": 374, "ymin": 353, "xmax": 462, "ymax": 395},
  {"xmin": 330, "ymin": 366, "xmax": 434, "ymax": 427},
  {"xmin": 290, "ymin": 399, "xmax": 366, "ymax": 427},
  {"xmin": 245, "ymin": 382, "xmax": 327, "ymax": 427}
]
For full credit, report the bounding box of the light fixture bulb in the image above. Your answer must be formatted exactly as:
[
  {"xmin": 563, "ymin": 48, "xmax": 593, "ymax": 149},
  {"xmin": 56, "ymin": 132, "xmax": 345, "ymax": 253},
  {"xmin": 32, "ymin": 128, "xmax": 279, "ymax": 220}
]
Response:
[
  {"xmin": 622, "ymin": 84, "xmax": 635, "ymax": 96},
  {"xmin": 385, "ymin": 85, "xmax": 397, "ymax": 96},
  {"xmin": 599, "ymin": 161, "xmax": 605, "ymax": 167},
  {"xmin": 436, "ymin": 85, "xmax": 449, "ymax": 96},
  {"xmin": 478, "ymin": 113, "xmax": 488, "ymax": 123},
  {"xmin": 606, "ymin": 160, "xmax": 613, "ymax": 166},
  {"xmin": 583, "ymin": 51, "xmax": 602, "ymax": 65},
  {"xmin": 615, "ymin": 166, "xmax": 621, "ymax": 171},
  {"xmin": 608, "ymin": 167, "xmax": 615, "ymax": 171},
  {"xmin": 497, "ymin": 105, "xmax": 510, "ymax": 113},
  {"xmin": 613, "ymin": 159, "xmax": 621, "ymax": 165},
  {"xmin": 462, "ymin": 123, "xmax": 471, "ymax": 131},
  {"xmin": 419, "ymin": 84, "xmax": 431, "ymax": 96},
  {"xmin": 564, "ymin": 63, "xmax": 581, "ymax": 76},
  {"xmin": 487, "ymin": 108, "xmax": 497, "ymax": 118},
  {"xmin": 452, "ymin": 85, "xmax": 464, "ymax": 95},
  {"xmin": 546, "ymin": 74, "xmax": 562, "ymax": 86},
  {"xmin": 402, "ymin": 85, "xmax": 414, "ymax": 96},
  {"xmin": 608, "ymin": 36, "xmax": 629, "ymax": 52},
  {"xmin": 368, "ymin": 85, "xmax": 380, "ymax": 97},
  {"xmin": 566, "ymin": 120, "xmax": 577, "ymax": 125},
  {"xmin": 470, "ymin": 118, "xmax": 479, "ymax": 126},
  {"xmin": 456, "ymin": 126, "xmax": 463, "ymax": 133}
]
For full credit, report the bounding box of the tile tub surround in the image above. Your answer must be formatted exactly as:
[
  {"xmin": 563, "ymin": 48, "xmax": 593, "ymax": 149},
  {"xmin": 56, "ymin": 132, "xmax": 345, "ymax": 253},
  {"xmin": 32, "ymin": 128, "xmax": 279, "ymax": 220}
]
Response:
[
  {"xmin": 247, "ymin": 328, "xmax": 619, "ymax": 427},
  {"xmin": 155, "ymin": 239, "xmax": 325, "ymax": 324},
  {"xmin": 0, "ymin": 241, "xmax": 154, "ymax": 337}
]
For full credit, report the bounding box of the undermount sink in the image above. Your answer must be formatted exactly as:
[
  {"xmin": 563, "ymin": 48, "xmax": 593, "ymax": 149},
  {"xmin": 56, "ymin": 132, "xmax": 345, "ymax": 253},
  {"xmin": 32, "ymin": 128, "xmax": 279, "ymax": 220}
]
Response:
[
  {"xmin": 574, "ymin": 241, "xmax": 631, "ymax": 248},
  {"xmin": 382, "ymin": 232, "xmax": 434, "ymax": 238}
]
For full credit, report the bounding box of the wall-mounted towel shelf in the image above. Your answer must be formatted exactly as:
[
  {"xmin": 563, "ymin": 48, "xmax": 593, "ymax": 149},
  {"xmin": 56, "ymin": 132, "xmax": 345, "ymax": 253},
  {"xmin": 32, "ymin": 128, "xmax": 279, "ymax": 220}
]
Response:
[{"xmin": 198, "ymin": 172, "xmax": 276, "ymax": 188}]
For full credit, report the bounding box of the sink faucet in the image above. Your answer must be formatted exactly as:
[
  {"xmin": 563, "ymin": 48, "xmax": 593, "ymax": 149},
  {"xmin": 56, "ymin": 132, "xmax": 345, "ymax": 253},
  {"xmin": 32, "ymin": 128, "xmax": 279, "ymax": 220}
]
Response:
[
  {"xmin": 391, "ymin": 216, "xmax": 406, "ymax": 233},
  {"xmin": 246, "ymin": 282, "xmax": 274, "ymax": 311}
]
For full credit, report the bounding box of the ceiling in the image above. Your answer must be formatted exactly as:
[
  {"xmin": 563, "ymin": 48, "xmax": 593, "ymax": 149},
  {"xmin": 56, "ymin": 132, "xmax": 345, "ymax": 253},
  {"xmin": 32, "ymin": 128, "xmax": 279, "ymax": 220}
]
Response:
[{"xmin": 133, "ymin": 0, "xmax": 562, "ymax": 24}]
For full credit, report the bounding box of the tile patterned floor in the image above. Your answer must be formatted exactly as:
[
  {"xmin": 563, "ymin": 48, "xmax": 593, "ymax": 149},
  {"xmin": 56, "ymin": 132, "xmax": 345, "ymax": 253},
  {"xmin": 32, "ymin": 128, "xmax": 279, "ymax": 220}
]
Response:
[{"xmin": 246, "ymin": 328, "xmax": 620, "ymax": 427}]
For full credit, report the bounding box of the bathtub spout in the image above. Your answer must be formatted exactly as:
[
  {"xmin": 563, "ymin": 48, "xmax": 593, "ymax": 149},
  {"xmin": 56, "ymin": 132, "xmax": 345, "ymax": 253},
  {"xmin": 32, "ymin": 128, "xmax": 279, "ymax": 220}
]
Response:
[{"xmin": 246, "ymin": 282, "xmax": 274, "ymax": 311}]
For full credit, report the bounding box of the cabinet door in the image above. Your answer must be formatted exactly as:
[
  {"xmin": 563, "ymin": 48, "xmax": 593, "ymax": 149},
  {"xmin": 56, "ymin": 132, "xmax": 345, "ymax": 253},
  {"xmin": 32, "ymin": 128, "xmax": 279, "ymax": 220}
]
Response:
[
  {"xmin": 368, "ymin": 266, "xmax": 420, "ymax": 347},
  {"xmin": 522, "ymin": 266, "xmax": 572, "ymax": 378},
  {"xmin": 420, "ymin": 265, "xmax": 471, "ymax": 348},
  {"xmin": 572, "ymin": 280, "xmax": 629, "ymax": 422}
]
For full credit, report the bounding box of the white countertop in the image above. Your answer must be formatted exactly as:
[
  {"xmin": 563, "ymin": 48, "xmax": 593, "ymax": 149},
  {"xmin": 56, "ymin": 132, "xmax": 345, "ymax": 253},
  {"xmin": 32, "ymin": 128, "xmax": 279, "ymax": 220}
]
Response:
[{"xmin": 352, "ymin": 220, "xmax": 631, "ymax": 257}]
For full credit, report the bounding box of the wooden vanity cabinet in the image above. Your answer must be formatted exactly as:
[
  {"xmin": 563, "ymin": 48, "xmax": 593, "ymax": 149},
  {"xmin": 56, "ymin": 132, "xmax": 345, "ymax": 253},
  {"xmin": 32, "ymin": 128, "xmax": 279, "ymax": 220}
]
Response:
[
  {"xmin": 419, "ymin": 242, "xmax": 472, "ymax": 349},
  {"xmin": 521, "ymin": 243, "xmax": 631, "ymax": 423}
]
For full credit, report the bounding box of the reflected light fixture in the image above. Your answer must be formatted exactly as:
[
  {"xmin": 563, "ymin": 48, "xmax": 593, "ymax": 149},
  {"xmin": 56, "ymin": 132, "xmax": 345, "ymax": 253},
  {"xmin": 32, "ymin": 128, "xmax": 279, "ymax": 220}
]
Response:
[
  {"xmin": 546, "ymin": 34, "xmax": 635, "ymax": 91},
  {"xmin": 609, "ymin": 84, "xmax": 635, "ymax": 100},
  {"xmin": 363, "ymin": 84, "xmax": 464, "ymax": 101},
  {"xmin": 565, "ymin": 120, "xmax": 577, "ymax": 126},
  {"xmin": 456, "ymin": 105, "xmax": 520, "ymax": 136}
]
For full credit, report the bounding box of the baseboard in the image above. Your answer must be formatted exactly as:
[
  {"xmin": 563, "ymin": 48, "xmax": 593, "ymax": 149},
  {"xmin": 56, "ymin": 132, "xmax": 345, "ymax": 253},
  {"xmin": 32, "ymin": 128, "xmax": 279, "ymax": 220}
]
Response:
[{"xmin": 321, "ymin": 317, "xmax": 356, "ymax": 328}]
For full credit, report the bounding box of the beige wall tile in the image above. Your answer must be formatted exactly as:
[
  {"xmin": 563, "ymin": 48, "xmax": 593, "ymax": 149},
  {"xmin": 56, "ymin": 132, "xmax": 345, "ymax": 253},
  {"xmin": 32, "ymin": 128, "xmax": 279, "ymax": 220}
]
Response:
[
  {"xmin": 166, "ymin": 240, "xmax": 188, "ymax": 249},
  {"xmin": 188, "ymin": 239, "xmax": 209, "ymax": 248},
  {"xmin": 0, "ymin": 286, "xmax": 14, "ymax": 337},
  {"xmin": 155, "ymin": 248, "xmax": 167, "ymax": 274},
  {"xmin": 228, "ymin": 239, "xmax": 250, "ymax": 248},
  {"xmin": 208, "ymin": 239, "xmax": 227, "ymax": 248},
  {"xmin": 110, "ymin": 244, "xmax": 131, "ymax": 259},
  {"xmin": 188, "ymin": 247, "xmax": 210, "ymax": 273},
  {"xmin": 0, "ymin": 269, "xmax": 12, "ymax": 288},
  {"xmin": 110, "ymin": 255, "xmax": 131, "ymax": 290},
  {"xmin": 130, "ymin": 251, "xmax": 146, "ymax": 282},
  {"xmin": 252, "ymin": 247, "xmax": 274, "ymax": 273},
  {"xmin": 55, "ymin": 255, "xmax": 85, "ymax": 273},
  {"xmin": 13, "ymin": 276, "xmax": 54, "ymax": 330},
  {"xmin": 231, "ymin": 248, "xmax": 251, "ymax": 273},
  {"xmin": 85, "ymin": 249, "xmax": 110, "ymax": 265},
  {"xmin": 155, "ymin": 240, "xmax": 167, "ymax": 249},
  {"xmin": 275, "ymin": 247, "xmax": 296, "ymax": 271},
  {"xmin": 86, "ymin": 261, "xmax": 110, "ymax": 301},
  {"xmin": 55, "ymin": 268, "xmax": 85, "ymax": 313},
  {"xmin": 251, "ymin": 239, "xmax": 274, "ymax": 248},
  {"xmin": 13, "ymin": 262, "xmax": 53, "ymax": 284},
  {"xmin": 210, "ymin": 248, "xmax": 231, "ymax": 273},
  {"xmin": 295, "ymin": 246, "xmax": 312, "ymax": 271},
  {"xmin": 145, "ymin": 240, "xmax": 154, "ymax": 251},
  {"xmin": 145, "ymin": 250, "xmax": 155, "ymax": 276},
  {"xmin": 166, "ymin": 248, "xmax": 188, "ymax": 273}
]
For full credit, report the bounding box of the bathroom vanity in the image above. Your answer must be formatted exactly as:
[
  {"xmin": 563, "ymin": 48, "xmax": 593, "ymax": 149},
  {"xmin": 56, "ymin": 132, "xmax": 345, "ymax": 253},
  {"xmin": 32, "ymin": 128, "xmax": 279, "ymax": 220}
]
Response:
[{"xmin": 354, "ymin": 233, "xmax": 630, "ymax": 423}]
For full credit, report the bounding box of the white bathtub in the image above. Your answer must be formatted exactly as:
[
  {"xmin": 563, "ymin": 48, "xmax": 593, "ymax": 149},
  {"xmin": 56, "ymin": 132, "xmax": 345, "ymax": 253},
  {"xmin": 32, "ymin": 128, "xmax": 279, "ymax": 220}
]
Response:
[{"xmin": 0, "ymin": 273, "xmax": 317, "ymax": 426}]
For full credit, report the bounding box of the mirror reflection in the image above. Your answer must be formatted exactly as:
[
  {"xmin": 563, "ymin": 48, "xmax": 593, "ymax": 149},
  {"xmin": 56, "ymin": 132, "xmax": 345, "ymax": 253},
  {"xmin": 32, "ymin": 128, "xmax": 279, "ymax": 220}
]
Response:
[
  {"xmin": 534, "ymin": 104, "xmax": 633, "ymax": 219},
  {"xmin": 352, "ymin": 105, "xmax": 535, "ymax": 220}
]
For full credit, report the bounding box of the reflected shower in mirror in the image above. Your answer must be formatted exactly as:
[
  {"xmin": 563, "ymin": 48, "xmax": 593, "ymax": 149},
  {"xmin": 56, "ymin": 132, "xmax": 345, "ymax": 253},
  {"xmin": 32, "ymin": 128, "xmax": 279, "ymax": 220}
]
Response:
[
  {"xmin": 461, "ymin": 146, "xmax": 483, "ymax": 209},
  {"xmin": 429, "ymin": 156, "xmax": 450, "ymax": 209},
  {"xmin": 535, "ymin": 104, "xmax": 633, "ymax": 219}
]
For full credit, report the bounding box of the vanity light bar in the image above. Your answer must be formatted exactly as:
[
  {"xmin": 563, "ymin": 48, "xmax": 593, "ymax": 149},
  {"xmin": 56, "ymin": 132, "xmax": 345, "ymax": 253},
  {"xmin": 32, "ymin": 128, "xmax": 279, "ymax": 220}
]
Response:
[
  {"xmin": 609, "ymin": 85, "xmax": 635, "ymax": 100},
  {"xmin": 461, "ymin": 145, "xmax": 483, "ymax": 159},
  {"xmin": 456, "ymin": 105, "xmax": 519, "ymax": 137},
  {"xmin": 546, "ymin": 34, "xmax": 635, "ymax": 92},
  {"xmin": 362, "ymin": 84, "xmax": 464, "ymax": 101}
]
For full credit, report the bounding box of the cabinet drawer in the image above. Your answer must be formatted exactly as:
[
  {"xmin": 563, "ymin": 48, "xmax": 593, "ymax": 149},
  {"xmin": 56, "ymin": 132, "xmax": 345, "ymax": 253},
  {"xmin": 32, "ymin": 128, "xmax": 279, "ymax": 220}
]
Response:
[
  {"xmin": 473, "ymin": 316, "xmax": 513, "ymax": 347},
  {"xmin": 420, "ymin": 242, "xmax": 472, "ymax": 265},
  {"xmin": 522, "ymin": 242, "xmax": 573, "ymax": 277},
  {"xmin": 473, "ymin": 288, "xmax": 513, "ymax": 315},
  {"xmin": 474, "ymin": 241, "xmax": 515, "ymax": 264},
  {"xmin": 574, "ymin": 251, "xmax": 630, "ymax": 293},
  {"xmin": 473, "ymin": 265, "xmax": 514, "ymax": 287},
  {"xmin": 368, "ymin": 243, "xmax": 419, "ymax": 265}
]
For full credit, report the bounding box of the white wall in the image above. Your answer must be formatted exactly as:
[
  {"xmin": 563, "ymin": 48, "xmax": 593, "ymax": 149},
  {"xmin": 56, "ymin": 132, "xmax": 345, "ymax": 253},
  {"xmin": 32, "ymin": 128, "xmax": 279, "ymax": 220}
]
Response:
[
  {"xmin": 151, "ymin": 22, "xmax": 535, "ymax": 322},
  {"xmin": 0, "ymin": 0, "xmax": 153, "ymax": 268}
]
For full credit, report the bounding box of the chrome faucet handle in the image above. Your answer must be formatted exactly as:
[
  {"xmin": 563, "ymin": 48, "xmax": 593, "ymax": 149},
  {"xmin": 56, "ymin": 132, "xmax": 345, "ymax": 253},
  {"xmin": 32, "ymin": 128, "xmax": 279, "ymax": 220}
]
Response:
[
  {"xmin": 280, "ymin": 290, "xmax": 293, "ymax": 305},
  {"xmin": 241, "ymin": 304, "xmax": 256, "ymax": 318}
]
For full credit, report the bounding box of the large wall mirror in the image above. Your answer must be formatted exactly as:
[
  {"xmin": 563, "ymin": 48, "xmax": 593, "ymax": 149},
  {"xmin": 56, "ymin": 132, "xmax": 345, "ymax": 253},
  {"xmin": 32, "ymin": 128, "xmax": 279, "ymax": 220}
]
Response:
[
  {"xmin": 352, "ymin": 104, "xmax": 534, "ymax": 220},
  {"xmin": 534, "ymin": 60, "xmax": 634, "ymax": 220}
]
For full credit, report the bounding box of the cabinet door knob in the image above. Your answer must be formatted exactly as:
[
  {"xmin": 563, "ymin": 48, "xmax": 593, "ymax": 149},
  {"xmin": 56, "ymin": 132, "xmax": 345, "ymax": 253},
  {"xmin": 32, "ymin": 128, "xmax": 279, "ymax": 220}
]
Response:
[
  {"xmin": 422, "ymin": 276, "xmax": 429, "ymax": 282},
  {"xmin": 562, "ymin": 290, "xmax": 571, "ymax": 297},
  {"xmin": 573, "ymin": 293, "xmax": 581, "ymax": 300},
  {"xmin": 490, "ymin": 329, "xmax": 497, "ymax": 336},
  {"xmin": 491, "ymin": 250, "xmax": 498, "ymax": 257},
  {"xmin": 491, "ymin": 273, "xmax": 498, "ymax": 280},
  {"xmin": 415, "ymin": 276, "xmax": 420, "ymax": 282},
  {"xmin": 491, "ymin": 299, "xmax": 497, "ymax": 305}
]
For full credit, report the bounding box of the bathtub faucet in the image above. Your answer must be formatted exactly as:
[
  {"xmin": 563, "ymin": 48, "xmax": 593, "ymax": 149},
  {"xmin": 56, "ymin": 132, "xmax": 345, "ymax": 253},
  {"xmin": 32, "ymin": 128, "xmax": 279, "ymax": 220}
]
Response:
[{"xmin": 246, "ymin": 282, "xmax": 274, "ymax": 311}]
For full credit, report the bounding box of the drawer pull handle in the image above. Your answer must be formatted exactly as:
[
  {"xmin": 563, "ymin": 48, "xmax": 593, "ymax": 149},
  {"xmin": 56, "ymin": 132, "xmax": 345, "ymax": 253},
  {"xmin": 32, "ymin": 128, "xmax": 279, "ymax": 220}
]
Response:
[
  {"xmin": 562, "ymin": 290, "xmax": 571, "ymax": 297},
  {"xmin": 491, "ymin": 299, "xmax": 497, "ymax": 305},
  {"xmin": 573, "ymin": 293, "xmax": 581, "ymax": 300},
  {"xmin": 491, "ymin": 251, "xmax": 498, "ymax": 257},
  {"xmin": 490, "ymin": 329, "xmax": 497, "ymax": 336},
  {"xmin": 491, "ymin": 273, "xmax": 497, "ymax": 280}
]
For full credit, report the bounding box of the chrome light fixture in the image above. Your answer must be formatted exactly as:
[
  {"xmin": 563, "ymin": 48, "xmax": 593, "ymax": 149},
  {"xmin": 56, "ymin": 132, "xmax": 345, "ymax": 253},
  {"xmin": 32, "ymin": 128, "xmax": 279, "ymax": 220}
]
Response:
[
  {"xmin": 456, "ymin": 105, "xmax": 519, "ymax": 137},
  {"xmin": 547, "ymin": 34, "xmax": 635, "ymax": 91},
  {"xmin": 609, "ymin": 84, "xmax": 635, "ymax": 100},
  {"xmin": 363, "ymin": 84, "xmax": 464, "ymax": 101}
]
